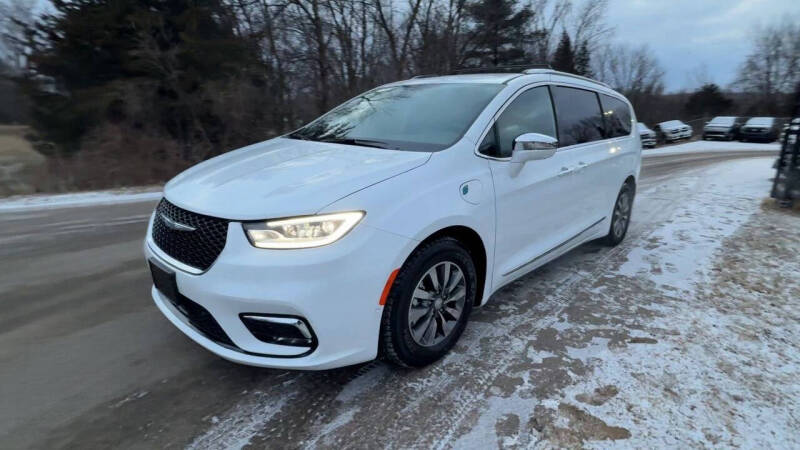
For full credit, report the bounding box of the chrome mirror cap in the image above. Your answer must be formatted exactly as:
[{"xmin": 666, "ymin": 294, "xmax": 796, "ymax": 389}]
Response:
[{"xmin": 511, "ymin": 133, "xmax": 558, "ymax": 163}]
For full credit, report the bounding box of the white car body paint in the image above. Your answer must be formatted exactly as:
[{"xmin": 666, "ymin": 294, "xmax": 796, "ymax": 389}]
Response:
[{"xmin": 145, "ymin": 71, "xmax": 641, "ymax": 369}]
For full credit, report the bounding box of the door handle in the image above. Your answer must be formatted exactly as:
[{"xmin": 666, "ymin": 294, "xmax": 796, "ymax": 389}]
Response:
[{"xmin": 558, "ymin": 166, "xmax": 573, "ymax": 177}]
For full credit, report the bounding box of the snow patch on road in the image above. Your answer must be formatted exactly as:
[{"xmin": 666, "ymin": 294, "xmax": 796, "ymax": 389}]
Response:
[
  {"xmin": 187, "ymin": 392, "xmax": 292, "ymax": 450},
  {"xmin": 619, "ymin": 159, "xmax": 768, "ymax": 295},
  {"xmin": 0, "ymin": 188, "xmax": 162, "ymax": 212},
  {"xmin": 530, "ymin": 158, "xmax": 800, "ymax": 448},
  {"xmin": 643, "ymin": 140, "xmax": 778, "ymax": 157}
]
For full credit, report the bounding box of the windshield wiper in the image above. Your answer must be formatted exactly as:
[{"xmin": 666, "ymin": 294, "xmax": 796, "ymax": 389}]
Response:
[{"xmin": 318, "ymin": 138, "xmax": 390, "ymax": 149}]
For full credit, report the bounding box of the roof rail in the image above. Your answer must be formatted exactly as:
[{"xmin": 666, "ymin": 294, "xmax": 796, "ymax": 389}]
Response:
[
  {"xmin": 412, "ymin": 74, "xmax": 439, "ymax": 79},
  {"xmin": 451, "ymin": 64, "xmax": 551, "ymax": 75},
  {"xmin": 523, "ymin": 68, "xmax": 611, "ymax": 88}
]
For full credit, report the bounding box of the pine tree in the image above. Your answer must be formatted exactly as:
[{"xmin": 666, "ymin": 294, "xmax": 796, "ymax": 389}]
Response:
[
  {"xmin": 685, "ymin": 84, "xmax": 733, "ymax": 117},
  {"xmin": 23, "ymin": 0, "xmax": 252, "ymax": 154},
  {"xmin": 551, "ymin": 31, "xmax": 575, "ymax": 73},
  {"xmin": 574, "ymin": 41, "xmax": 592, "ymax": 77},
  {"xmin": 465, "ymin": 0, "xmax": 533, "ymax": 67}
]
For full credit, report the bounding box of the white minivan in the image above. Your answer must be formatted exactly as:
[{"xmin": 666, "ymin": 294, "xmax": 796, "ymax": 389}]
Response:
[{"xmin": 145, "ymin": 69, "xmax": 641, "ymax": 369}]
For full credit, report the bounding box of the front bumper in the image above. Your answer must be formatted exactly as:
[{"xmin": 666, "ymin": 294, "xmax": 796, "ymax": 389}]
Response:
[
  {"xmin": 739, "ymin": 129, "xmax": 774, "ymax": 141},
  {"xmin": 145, "ymin": 213, "xmax": 415, "ymax": 370},
  {"xmin": 703, "ymin": 128, "xmax": 731, "ymax": 139},
  {"xmin": 665, "ymin": 130, "xmax": 691, "ymax": 141}
]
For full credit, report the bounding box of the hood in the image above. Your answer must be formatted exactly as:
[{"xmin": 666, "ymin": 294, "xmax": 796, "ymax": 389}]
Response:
[
  {"xmin": 164, "ymin": 138, "xmax": 431, "ymax": 220},
  {"xmin": 659, "ymin": 121, "xmax": 686, "ymax": 131}
]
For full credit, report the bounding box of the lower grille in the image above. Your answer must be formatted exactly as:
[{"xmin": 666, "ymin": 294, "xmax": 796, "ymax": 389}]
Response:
[
  {"xmin": 167, "ymin": 292, "xmax": 235, "ymax": 347},
  {"xmin": 152, "ymin": 199, "xmax": 229, "ymax": 270}
]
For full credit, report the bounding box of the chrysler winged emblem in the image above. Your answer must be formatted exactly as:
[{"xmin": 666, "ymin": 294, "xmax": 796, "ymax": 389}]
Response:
[{"xmin": 160, "ymin": 213, "xmax": 196, "ymax": 232}]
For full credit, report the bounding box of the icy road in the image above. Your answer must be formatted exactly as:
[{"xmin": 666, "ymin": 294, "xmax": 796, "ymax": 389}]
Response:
[{"xmin": 1, "ymin": 145, "xmax": 797, "ymax": 449}]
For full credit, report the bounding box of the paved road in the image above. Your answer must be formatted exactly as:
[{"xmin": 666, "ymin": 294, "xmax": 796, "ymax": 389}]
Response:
[{"xmin": 0, "ymin": 150, "xmax": 777, "ymax": 449}]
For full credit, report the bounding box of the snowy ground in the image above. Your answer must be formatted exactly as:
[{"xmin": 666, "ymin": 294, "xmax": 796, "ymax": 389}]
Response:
[
  {"xmin": 0, "ymin": 187, "xmax": 162, "ymax": 212},
  {"xmin": 644, "ymin": 139, "xmax": 779, "ymax": 156}
]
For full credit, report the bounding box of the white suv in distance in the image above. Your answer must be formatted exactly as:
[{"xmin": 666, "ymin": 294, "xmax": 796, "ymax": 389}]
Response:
[
  {"xmin": 637, "ymin": 122, "xmax": 657, "ymax": 148},
  {"xmin": 145, "ymin": 69, "xmax": 641, "ymax": 369},
  {"xmin": 655, "ymin": 120, "xmax": 692, "ymax": 143}
]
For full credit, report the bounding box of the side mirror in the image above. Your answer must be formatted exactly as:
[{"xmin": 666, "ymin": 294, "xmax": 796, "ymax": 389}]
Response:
[{"xmin": 511, "ymin": 133, "xmax": 558, "ymax": 164}]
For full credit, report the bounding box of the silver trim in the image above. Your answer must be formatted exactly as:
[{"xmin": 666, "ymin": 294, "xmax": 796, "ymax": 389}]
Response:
[
  {"xmin": 502, "ymin": 217, "xmax": 605, "ymax": 277},
  {"xmin": 473, "ymin": 81, "xmax": 633, "ymax": 161},
  {"xmin": 523, "ymin": 68, "xmax": 611, "ymax": 88},
  {"xmin": 241, "ymin": 315, "xmax": 313, "ymax": 340},
  {"xmin": 147, "ymin": 240, "xmax": 204, "ymax": 275},
  {"xmin": 160, "ymin": 213, "xmax": 196, "ymax": 232}
]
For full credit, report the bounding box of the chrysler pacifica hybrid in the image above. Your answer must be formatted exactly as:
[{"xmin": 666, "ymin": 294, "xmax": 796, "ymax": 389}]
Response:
[{"xmin": 145, "ymin": 68, "xmax": 642, "ymax": 369}]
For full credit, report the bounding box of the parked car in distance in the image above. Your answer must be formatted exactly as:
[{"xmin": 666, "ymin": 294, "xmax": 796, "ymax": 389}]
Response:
[
  {"xmin": 637, "ymin": 122, "xmax": 656, "ymax": 148},
  {"xmin": 655, "ymin": 120, "xmax": 692, "ymax": 143},
  {"xmin": 702, "ymin": 116, "xmax": 746, "ymax": 140},
  {"xmin": 739, "ymin": 117, "xmax": 778, "ymax": 142},
  {"xmin": 143, "ymin": 68, "xmax": 642, "ymax": 370}
]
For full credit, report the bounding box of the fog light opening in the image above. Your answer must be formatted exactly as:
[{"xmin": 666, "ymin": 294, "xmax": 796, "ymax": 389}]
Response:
[{"xmin": 240, "ymin": 314, "xmax": 317, "ymax": 348}]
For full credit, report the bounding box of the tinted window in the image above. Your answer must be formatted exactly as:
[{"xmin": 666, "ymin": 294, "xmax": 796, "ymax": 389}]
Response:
[
  {"xmin": 289, "ymin": 83, "xmax": 504, "ymax": 152},
  {"xmin": 600, "ymin": 94, "xmax": 632, "ymax": 138},
  {"xmin": 551, "ymin": 86, "xmax": 604, "ymax": 146},
  {"xmin": 478, "ymin": 86, "xmax": 556, "ymax": 158}
]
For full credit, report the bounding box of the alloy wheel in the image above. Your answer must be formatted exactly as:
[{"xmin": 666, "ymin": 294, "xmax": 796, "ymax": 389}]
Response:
[
  {"xmin": 613, "ymin": 189, "xmax": 632, "ymax": 238},
  {"xmin": 407, "ymin": 261, "xmax": 466, "ymax": 347}
]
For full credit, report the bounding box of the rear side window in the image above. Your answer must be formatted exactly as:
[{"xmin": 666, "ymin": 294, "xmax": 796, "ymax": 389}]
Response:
[
  {"xmin": 479, "ymin": 86, "xmax": 557, "ymax": 158},
  {"xmin": 600, "ymin": 94, "xmax": 632, "ymax": 138},
  {"xmin": 551, "ymin": 86, "xmax": 604, "ymax": 147}
]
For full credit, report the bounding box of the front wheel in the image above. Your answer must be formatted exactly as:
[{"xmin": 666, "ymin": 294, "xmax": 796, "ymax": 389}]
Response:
[
  {"xmin": 603, "ymin": 182, "xmax": 634, "ymax": 246},
  {"xmin": 379, "ymin": 237, "xmax": 476, "ymax": 367}
]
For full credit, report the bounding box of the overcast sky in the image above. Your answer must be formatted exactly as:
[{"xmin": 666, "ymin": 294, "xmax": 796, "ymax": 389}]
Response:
[{"xmin": 605, "ymin": 0, "xmax": 800, "ymax": 92}]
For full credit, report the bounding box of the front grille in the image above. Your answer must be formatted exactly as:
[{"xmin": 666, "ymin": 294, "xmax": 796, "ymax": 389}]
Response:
[
  {"xmin": 167, "ymin": 291, "xmax": 235, "ymax": 347},
  {"xmin": 152, "ymin": 199, "xmax": 230, "ymax": 270}
]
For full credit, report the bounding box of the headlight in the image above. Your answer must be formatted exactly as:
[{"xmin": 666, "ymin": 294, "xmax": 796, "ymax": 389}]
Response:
[{"xmin": 243, "ymin": 211, "xmax": 364, "ymax": 249}]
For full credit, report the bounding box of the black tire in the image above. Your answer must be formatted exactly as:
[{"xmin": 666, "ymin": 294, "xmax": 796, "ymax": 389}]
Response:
[
  {"xmin": 379, "ymin": 237, "xmax": 476, "ymax": 368},
  {"xmin": 603, "ymin": 182, "xmax": 635, "ymax": 246}
]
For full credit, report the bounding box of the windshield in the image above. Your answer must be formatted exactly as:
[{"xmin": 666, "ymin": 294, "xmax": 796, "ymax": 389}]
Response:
[
  {"xmin": 709, "ymin": 116, "xmax": 735, "ymax": 126},
  {"xmin": 288, "ymin": 83, "xmax": 504, "ymax": 152}
]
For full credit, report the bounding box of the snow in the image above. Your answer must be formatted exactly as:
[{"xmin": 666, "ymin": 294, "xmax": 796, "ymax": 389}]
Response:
[
  {"xmin": 522, "ymin": 158, "xmax": 800, "ymax": 448},
  {"xmin": 618, "ymin": 159, "xmax": 768, "ymax": 295},
  {"xmin": 642, "ymin": 140, "xmax": 779, "ymax": 157},
  {"xmin": 187, "ymin": 392, "xmax": 291, "ymax": 450},
  {"xmin": 0, "ymin": 188, "xmax": 162, "ymax": 212}
]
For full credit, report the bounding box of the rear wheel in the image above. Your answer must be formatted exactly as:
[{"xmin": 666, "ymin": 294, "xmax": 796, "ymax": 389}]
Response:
[
  {"xmin": 379, "ymin": 237, "xmax": 476, "ymax": 367},
  {"xmin": 603, "ymin": 182, "xmax": 634, "ymax": 246}
]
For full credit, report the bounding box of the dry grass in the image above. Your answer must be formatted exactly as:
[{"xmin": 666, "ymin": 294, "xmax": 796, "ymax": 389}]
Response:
[
  {"xmin": 0, "ymin": 125, "xmax": 47, "ymax": 195},
  {"xmin": 760, "ymin": 197, "xmax": 800, "ymax": 215}
]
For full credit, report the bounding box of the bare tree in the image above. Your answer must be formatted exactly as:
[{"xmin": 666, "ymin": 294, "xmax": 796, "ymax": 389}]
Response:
[
  {"xmin": 735, "ymin": 20, "xmax": 800, "ymax": 97},
  {"xmin": 0, "ymin": 0, "xmax": 34, "ymax": 73},
  {"xmin": 374, "ymin": 0, "xmax": 425, "ymax": 79},
  {"xmin": 594, "ymin": 43, "xmax": 665, "ymax": 96},
  {"xmin": 570, "ymin": 0, "xmax": 612, "ymax": 52}
]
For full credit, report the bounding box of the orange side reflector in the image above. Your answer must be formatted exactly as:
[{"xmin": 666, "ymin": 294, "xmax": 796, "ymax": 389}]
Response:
[{"xmin": 379, "ymin": 269, "xmax": 400, "ymax": 306}]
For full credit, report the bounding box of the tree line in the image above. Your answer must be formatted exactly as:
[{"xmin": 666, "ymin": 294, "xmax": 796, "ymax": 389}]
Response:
[{"xmin": 0, "ymin": 0, "xmax": 798, "ymax": 191}]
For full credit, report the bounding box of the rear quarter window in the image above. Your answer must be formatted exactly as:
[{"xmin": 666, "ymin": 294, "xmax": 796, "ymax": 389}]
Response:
[{"xmin": 600, "ymin": 94, "xmax": 632, "ymax": 138}]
